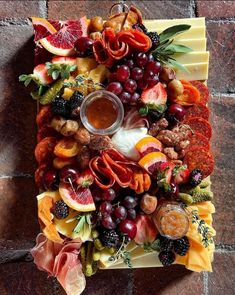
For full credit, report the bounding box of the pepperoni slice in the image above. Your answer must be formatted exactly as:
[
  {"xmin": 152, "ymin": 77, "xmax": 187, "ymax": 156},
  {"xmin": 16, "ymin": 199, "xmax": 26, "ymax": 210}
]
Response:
[
  {"xmin": 183, "ymin": 147, "xmax": 215, "ymax": 178},
  {"xmin": 190, "ymin": 81, "xmax": 209, "ymax": 105},
  {"xmin": 185, "ymin": 132, "xmax": 210, "ymax": 152},
  {"xmin": 36, "ymin": 105, "xmax": 53, "ymax": 127},
  {"xmin": 184, "ymin": 117, "xmax": 212, "ymax": 140},
  {"xmin": 184, "ymin": 103, "xmax": 209, "ymax": 120},
  {"xmin": 35, "ymin": 137, "xmax": 57, "ymax": 163}
]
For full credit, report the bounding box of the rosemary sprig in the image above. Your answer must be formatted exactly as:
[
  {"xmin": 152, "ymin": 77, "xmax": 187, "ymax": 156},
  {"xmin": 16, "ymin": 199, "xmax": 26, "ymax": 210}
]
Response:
[
  {"xmin": 108, "ymin": 237, "xmax": 132, "ymax": 268},
  {"xmin": 143, "ymin": 239, "xmax": 161, "ymax": 253},
  {"xmin": 64, "ymin": 74, "xmax": 104, "ymax": 93}
]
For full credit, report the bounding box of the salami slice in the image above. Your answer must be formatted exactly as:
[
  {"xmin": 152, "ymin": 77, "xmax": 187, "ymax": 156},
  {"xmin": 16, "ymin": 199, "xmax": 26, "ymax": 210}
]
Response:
[
  {"xmin": 183, "ymin": 147, "xmax": 215, "ymax": 178},
  {"xmin": 185, "ymin": 132, "xmax": 210, "ymax": 152},
  {"xmin": 184, "ymin": 117, "xmax": 212, "ymax": 140},
  {"xmin": 184, "ymin": 103, "xmax": 209, "ymax": 120},
  {"xmin": 190, "ymin": 81, "xmax": 209, "ymax": 105}
]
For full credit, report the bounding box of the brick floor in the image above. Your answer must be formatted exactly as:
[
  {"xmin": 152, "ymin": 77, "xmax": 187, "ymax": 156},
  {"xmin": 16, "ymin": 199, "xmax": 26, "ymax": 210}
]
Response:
[{"xmin": 0, "ymin": 0, "xmax": 234, "ymax": 294}]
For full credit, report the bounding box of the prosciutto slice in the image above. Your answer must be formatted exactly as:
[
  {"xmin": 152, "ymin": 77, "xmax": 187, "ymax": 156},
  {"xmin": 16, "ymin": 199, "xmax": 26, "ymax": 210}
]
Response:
[{"xmin": 31, "ymin": 233, "xmax": 86, "ymax": 295}]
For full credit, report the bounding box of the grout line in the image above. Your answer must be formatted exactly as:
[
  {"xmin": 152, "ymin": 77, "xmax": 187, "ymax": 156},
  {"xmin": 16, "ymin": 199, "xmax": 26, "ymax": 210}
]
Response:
[
  {"xmin": 0, "ymin": 174, "xmax": 33, "ymax": 179},
  {"xmin": 203, "ymin": 272, "xmax": 209, "ymax": 295},
  {"xmin": 189, "ymin": 0, "xmax": 196, "ymax": 18},
  {"xmin": 39, "ymin": 0, "xmax": 48, "ymax": 18},
  {"xmin": 211, "ymin": 92, "xmax": 235, "ymax": 97},
  {"xmin": 0, "ymin": 19, "xmax": 30, "ymax": 26},
  {"xmin": 215, "ymin": 244, "xmax": 235, "ymax": 252},
  {"xmin": 207, "ymin": 18, "xmax": 235, "ymax": 24}
]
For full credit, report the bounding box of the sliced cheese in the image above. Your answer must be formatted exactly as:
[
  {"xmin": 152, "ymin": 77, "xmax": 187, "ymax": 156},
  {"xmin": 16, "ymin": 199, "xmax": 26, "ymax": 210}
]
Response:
[
  {"xmin": 109, "ymin": 252, "xmax": 162, "ymax": 269},
  {"xmin": 143, "ymin": 17, "xmax": 205, "ymax": 31},
  {"xmin": 174, "ymin": 51, "xmax": 209, "ymax": 64},
  {"xmin": 175, "ymin": 38, "xmax": 206, "ymax": 51},
  {"xmin": 156, "ymin": 26, "xmax": 205, "ymax": 40},
  {"xmin": 112, "ymin": 246, "xmax": 150, "ymax": 266},
  {"xmin": 175, "ymin": 62, "xmax": 209, "ymax": 81}
]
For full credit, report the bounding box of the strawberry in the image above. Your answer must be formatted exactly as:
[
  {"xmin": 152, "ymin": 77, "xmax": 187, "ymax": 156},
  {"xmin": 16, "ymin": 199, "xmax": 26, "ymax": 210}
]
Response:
[
  {"xmin": 173, "ymin": 165, "xmax": 190, "ymax": 184},
  {"xmin": 52, "ymin": 56, "xmax": 77, "ymax": 65},
  {"xmin": 157, "ymin": 161, "xmax": 175, "ymax": 191},
  {"xmin": 134, "ymin": 214, "xmax": 158, "ymax": 245},
  {"xmin": 76, "ymin": 169, "xmax": 94, "ymax": 188},
  {"xmin": 141, "ymin": 82, "xmax": 167, "ymax": 111},
  {"xmin": 19, "ymin": 63, "xmax": 53, "ymax": 86}
]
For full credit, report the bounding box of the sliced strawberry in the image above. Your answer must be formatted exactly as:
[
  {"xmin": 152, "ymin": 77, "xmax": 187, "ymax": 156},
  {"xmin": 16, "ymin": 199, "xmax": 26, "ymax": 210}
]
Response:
[
  {"xmin": 134, "ymin": 215, "xmax": 158, "ymax": 245},
  {"xmin": 173, "ymin": 165, "xmax": 190, "ymax": 184},
  {"xmin": 77, "ymin": 169, "xmax": 94, "ymax": 188},
  {"xmin": 33, "ymin": 64, "xmax": 54, "ymax": 85},
  {"xmin": 141, "ymin": 82, "xmax": 167, "ymax": 110},
  {"xmin": 157, "ymin": 161, "xmax": 175, "ymax": 184},
  {"xmin": 52, "ymin": 56, "xmax": 77, "ymax": 65}
]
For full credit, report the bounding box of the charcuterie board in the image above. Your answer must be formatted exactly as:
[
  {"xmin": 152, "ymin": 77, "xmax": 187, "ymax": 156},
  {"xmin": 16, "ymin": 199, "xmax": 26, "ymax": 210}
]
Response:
[{"xmin": 19, "ymin": 4, "xmax": 215, "ymax": 295}]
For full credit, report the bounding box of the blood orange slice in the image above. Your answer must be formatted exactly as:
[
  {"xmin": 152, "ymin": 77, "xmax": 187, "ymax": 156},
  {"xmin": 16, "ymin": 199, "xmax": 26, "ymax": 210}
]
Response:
[
  {"xmin": 59, "ymin": 183, "xmax": 96, "ymax": 212},
  {"xmin": 31, "ymin": 17, "xmax": 57, "ymax": 42},
  {"xmin": 39, "ymin": 17, "xmax": 89, "ymax": 56}
]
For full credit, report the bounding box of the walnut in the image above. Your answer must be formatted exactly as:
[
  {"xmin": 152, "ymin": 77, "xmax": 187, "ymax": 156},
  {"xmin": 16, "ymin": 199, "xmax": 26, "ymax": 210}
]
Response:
[
  {"xmin": 89, "ymin": 135, "xmax": 113, "ymax": 151},
  {"xmin": 148, "ymin": 118, "xmax": 169, "ymax": 137},
  {"xmin": 163, "ymin": 147, "xmax": 178, "ymax": 160},
  {"xmin": 74, "ymin": 127, "xmax": 91, "ymax": 145},
  {"xmin": 60, "ymin": 120, "xmax": 79, "ymax": 136},
  {"xmin": 175, "ymin": 140, "xmax": 190, "ymax": 151},
  {"xmin": 51, "ymin": 116, "xmax": 66, "ymax": 132},
  {"xmin": 77, "ymin": 146, "xmax": 91, "ymax": 170},
  {"xmin": 172, "ymin": 124, "xmax": 193, "ymax": 141},
  {"xmin": 157, "ymin": 130, "xmax": 180, "ymax": 147}
]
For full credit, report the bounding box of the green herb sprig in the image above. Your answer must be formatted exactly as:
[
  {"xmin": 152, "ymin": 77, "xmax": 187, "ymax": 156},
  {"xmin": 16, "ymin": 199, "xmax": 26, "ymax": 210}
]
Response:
[
  {"xmin": 143, "ymin": 239, "xmax": 161, "ymax": 253},
  {"xmin": 46, "ymin": 62, "xmax": 77, "ymax": 80},
  {"xmin": 152, "ymin": 24, "xmax": 193, "ymax": 71},
  {"xmin": 108, "ymin": 237, "xmax": 132, "ymax": 268}
]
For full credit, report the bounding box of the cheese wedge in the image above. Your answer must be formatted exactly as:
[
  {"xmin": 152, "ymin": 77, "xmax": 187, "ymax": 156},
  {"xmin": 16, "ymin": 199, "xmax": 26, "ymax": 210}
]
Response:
[
  {"xmin": 174, "ymin": 51, "xmax": 209, "ymax": 64},
  {"xmin": 175, "ymin": 62, "xmax": 209, "ymax": 81},
  {"xmin": 143, "ymin": 17, "xmax": 205, "ymax": 31},
  {"xmin": 156, "ymin": 26, "xmax": 205, "ymax": 40},
  {"xmin": 175, "ymin": 38, "xmax": 206, "ymax": 51}
]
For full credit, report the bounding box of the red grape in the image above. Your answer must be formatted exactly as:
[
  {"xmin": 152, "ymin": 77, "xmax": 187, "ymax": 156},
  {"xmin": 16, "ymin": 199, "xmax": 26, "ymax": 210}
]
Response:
[
  {"xmin": 131, "ymin": 67, "xmax": 143, "ymax": 80},
  {"xmin": 124, "ymin": 59, "xmax": 134, "ymax": 69},
  {"xmin": 59, "ymin": 166, "xmax": 78, "ymax": 183},
  {"xmin": 114, "ymin": 206, "xmax": 127, "ymax": 220},
  {"xmin": 124, "ymin": 79, "xmax": 137, "ymax": 93},
  {"xmin": 122, "ymin": 196, "xmax": 137, "ymax": 209},
  {"xmin": 134, "ymin": 52, "xmax": 148, "ymax": 68},
  {"xmin": 147, "ymin": 75, "xmax": 159, "ymax": 87},
  {"xmin": 102, "ymin": 215, "xmax": 116, "ymax": 229},
  {"xmin": 119, "ymin": 219, "xmax": 137, "ymax": 239},
  {"xmin": 119, "ymin": 91, "xmax": 131, "ymax": 103},
  {"xmin": 91, "ymin": 188, "xmax": 103, "ymax": 202},
  {"xmin": 147, "ymin": 53, "xmax": 155, "ymax": 61},
  {"xmin": 106, "ymin": 82, "xmax": 123, "ymax": 95},
  {"xmin": 130, "ymin": 92, "xmax": 140, "ymax": 105},
  {"xmin": 109, "ymin": 72, "xmax": 118, "ymax": 83},
  {"xmin": 146, "ymin": 61, "xmax": 161, "ymax": 75},
  {"xmin": 102, "ymin": 188, "xmax": 116, "ymax": 201},
  {"xmin": 167, "ymin": 103, "xmax": 186, "ymax": 121},
  {"xmin": 137, "ymin": 79, "xmax": 147, "ymax": 91},
  {"xmin": 99, "ymin": 201, "xmax": 112, "ymax": 215},
  {"xmin": 116, "ymin": 65, "xmax": 130, "ymax": 82},
  {"xmin": 127, "ymin": 209, "xmax": 136, "ymax": 220}
]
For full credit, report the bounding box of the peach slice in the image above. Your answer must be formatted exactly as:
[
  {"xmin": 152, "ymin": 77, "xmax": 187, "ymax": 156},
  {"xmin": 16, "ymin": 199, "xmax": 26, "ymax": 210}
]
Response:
[{"xmin": 54, "ymin": 138, "xmax": 81, "ymax": 158}]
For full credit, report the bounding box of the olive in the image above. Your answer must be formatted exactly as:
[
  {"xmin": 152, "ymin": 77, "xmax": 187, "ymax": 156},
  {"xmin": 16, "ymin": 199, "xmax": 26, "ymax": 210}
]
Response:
[
  {"xmin": 89, "ymin": 16, "xmax": 104, "ymax": 32},
  {"xmin": 168, "ymin": 79, "xmax": 184, "ymax": 96},
  {"xmin": 159, "ymin": 66, "xmax": 176, "ymax": 83}
]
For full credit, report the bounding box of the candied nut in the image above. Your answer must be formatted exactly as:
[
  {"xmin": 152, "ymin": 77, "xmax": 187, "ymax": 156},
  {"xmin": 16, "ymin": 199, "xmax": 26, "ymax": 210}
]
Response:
[
  {"xmin": 157, "ymin": 130, "xmax": 180, "ymax": 147},
  {"xmin": 172, "ymin": 159, "xmax": 183, "ymax": 166},
  {"xmin": 148, "ymin": 118, "xmax": 169, "ymax": 137},
  {"xmin": 51, "ymin": 116, "xmax": 66, "ymax": 132},
  {"xmin": 172, "ymin": 124, "xmax": 193, "ymax": 141},
  {"xmin": 74, "ymin": 127, "xmax": 91, "ymax": 145},
  {"xmin": 89, "ymin": 135, "xmax": 113, "ymax": 151},
  {"xmin": 140, "ymin": 194, "xmax": 158, "ymax": 214},
  {"xmin": 60, "ymin": 120, "xmax": 79, "ymax": 136},
  {"xmin": 163, "ymin": 147, "xmax": 178, "ymax": 160},
  {"xmin": 77, "ymin": 146, "xmax": 91, "ymax": 170},
  {"xmin": 175, "ymin": 140, "xmax": 190, "ymax": 151},
  {"xmin": 159, "ymin": 67, "xmax": 176, "ymax": 83},
  {"xmin": 168, "ymin": 79, "xmax": 184, "ymax": 96},
  {"xmin": 177, "ymin": 149, "xmax": 186, "ymax": 159},
  {"xmin": 90, "ymin": 32, "xmax": 102, "ymax": 40}
]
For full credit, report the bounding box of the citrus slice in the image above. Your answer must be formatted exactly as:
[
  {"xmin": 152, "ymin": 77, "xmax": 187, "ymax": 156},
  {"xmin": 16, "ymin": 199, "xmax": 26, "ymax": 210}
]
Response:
[
  {"xmin": 31, "ymin": 17, "xmax": 57, "ymax": 41},
  {"xmin": 39, "ymin": 17, "xmax": 89, "ymax": 56},
  {"xmin": 59, "ymin": 183, "xmax": 96, "ymax": 212}
]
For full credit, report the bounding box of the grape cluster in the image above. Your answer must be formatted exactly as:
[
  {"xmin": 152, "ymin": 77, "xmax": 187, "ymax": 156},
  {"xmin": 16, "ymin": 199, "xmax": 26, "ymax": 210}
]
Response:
[
  {"xmin": 106, "ymin": 52, "xmax": 162, "ymax": 104},
  {"xmin": 95, "ymin": 188, "xmax": 138, "ymax": 239}
]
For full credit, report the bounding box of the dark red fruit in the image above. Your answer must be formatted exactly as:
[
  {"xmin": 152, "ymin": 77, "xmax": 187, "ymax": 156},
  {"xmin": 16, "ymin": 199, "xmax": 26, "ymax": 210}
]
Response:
[
  {"xmin": 127, "ymin": 208, "xmax": 136, "ymax": 220},
  {"xmin": 122, "ymin": 196, "xmax": 137, "ymax": 209},
  {"xmin": 119, "ymin": 91, "xmax": 131, "ymax": 103},
  {"xmin": 124, "ymin": 79, "xmax": 137, "ymax": 93},
  {"xmin": 102, "ymin": 215, "xmax": 116, "ymax": 229},
  {"xmin": 106, "ymin": 82, "xmax": 123, "ymax": 95},
  {"xmin": 43, "ymin": 169, "xmax": 59, "ymax": 190},
  {"xmin": 102, "ymin": 188, "xmax": 116, "ymax": 201},
  {"xmin": 99, "ymin": 201, "xmax": 113, "ymax": 216},
  {"xmin": 167, "ymin": 103, "xmax": 186, "ymax": 122},
  {"xmin": 59, "ymin": 166, "xmax": 79, "ymax": 183},
  {"xmin": 74, "ymin": 37, "xmax": 94, "ymax": 57},
  {"xmin": 114, "ymin": 206, "xmax": 127, "ymax": 220},
  {"xmin": 134, "ymin": 52, "xmax": 148, "ymax": 68},
  {"xmin": 116, "ymin": 65, "xmax": 130, "ymax": 82},
  {"xmin": 131, "ymin": 67, "xmax": 143, "ymax": 80},
  {"xmin": 119, "ymin": 219, "xmax": 137, "ymax": 239}
]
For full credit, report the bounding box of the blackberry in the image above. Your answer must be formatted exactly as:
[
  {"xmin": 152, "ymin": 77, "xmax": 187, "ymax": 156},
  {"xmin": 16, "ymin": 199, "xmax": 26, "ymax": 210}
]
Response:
[
  {"xmin": 158, "ymin": 251, "xmax": 175, "ymax": 266},
  {"xmin": 174, "ymin": 236, "xmax": 190, "ymax": 256},
  {"xmin": 189, "ymin": 169, "xmax": 202, "ymax": 187},
  {"xmin": 69, "ymin": 91, "xmax": 84, "ymax": 110},
  {"xmin": 132, "ymin": 23, "xmax": 148, "ymax": 34},
  {"xmin": 147, "ymin": 32, "xmax": 160, "ymax": 49},
  {"xmin": 100, "ymin": 230, "xmax": 120, "ymax": 248},
  {"xmin": 52, "ymin": 200, "xmax": 69, "ymax": 219},
  {"xmin": 159, "ymin": 235, "xmax": 174, "ymax": 252},
  {"xmin": 51, "ymin": 98, "xmax": 69, "ymax": 117}
]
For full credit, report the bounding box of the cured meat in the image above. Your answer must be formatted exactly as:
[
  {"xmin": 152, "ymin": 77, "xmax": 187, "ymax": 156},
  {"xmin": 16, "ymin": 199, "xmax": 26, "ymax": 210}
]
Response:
[
  {"xmin": 190, "ymin": 80, "xmax": 209, "ymax": 105},
  {"xmin": 123, "ymin": 107, "xmax": 149, "ymax": 129},
  {"xmin": 35, "ymin": 163, "xmax": 47, "ymax": 188},
  {"xmin": 36, "ymin": 105, "xmax": 53, "ymax": 127},
  {"xmin": 184, "ymin": 103, "xmax": 209, "ymax": 120},
  {"xmin": 185, "ymin": 132, "xmax": 210, "ymax": 152},
  {"xmin": 31, "ymin": 233, "xmax": 85, "ymax": 295},
  {"xmin": 183, "ymin": 147, "xmax": 215, "ymax": 178},
  {"xmin": 37, "ymin": 125, "xmax": 59, "ymax": 142},
  {"xmin": 184, "ymin": 117, "xmax": 212, "ymax": 140},
  {"xmin": 35, "ymin": 136, "xmax": 57, "ymax": 163}
]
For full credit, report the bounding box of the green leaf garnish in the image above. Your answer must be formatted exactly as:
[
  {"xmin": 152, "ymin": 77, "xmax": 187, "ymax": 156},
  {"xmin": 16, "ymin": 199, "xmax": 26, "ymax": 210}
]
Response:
[
  {"xmin": 165, "ymin": 43, "xmax": 193, "ymax": 53},
  {"xmin": 159, "ymin": 24, "xmax": 191, "ymax": 42},
  {"xmin": 46, "ymin": 62, "xmax": 77, "ymax": 80}
]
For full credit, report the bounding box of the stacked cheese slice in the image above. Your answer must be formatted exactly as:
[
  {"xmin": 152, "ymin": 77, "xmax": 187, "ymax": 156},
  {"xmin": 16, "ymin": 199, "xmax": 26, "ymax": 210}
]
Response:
[{"xmin": 99, "ymin": 17, "xmax": 210, "ymax": 270}]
